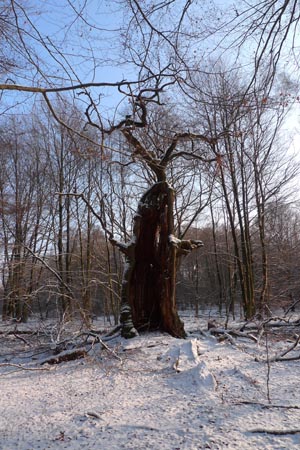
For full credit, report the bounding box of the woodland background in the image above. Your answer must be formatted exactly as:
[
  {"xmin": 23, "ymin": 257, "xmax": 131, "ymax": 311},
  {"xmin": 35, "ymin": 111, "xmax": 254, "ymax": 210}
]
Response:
[{"xmin": 1, "ymin": 0, "xmax": 300, "ymax": 326}]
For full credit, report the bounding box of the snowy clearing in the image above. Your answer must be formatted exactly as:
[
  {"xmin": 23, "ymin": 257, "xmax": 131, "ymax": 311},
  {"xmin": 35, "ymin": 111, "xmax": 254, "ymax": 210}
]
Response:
[{"xmin": 1, "ymin": 313, "xmax": 300, "ymax": 449}]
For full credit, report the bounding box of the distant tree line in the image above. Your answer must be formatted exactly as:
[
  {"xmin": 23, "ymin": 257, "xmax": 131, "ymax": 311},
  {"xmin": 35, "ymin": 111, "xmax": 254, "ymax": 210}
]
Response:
[
  {"xmin": 1, "ymin": 0, "xmax": 300, "ymax": 335},
  {"xmin": 1, "ymin": 73, "xmax": 299, "ymax": 324}
]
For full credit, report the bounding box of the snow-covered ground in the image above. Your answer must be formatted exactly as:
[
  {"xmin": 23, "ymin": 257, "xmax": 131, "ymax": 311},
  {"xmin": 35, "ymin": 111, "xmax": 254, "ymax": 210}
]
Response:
[{"xmin": 1, "ymin": 313, "xmax": 300, "ymax": 449}]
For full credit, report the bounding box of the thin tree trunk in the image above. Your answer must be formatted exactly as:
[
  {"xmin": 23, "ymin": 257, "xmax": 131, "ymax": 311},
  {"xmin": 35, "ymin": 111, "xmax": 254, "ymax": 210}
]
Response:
[{"xmin": 210, "ymin": 203, "xmax": 223, "ymax": 313}]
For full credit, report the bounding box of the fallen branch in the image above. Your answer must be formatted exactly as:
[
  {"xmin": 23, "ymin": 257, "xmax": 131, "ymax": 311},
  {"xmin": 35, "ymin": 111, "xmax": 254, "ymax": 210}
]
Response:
[
  {"xmin": 279, "ymin": 334, "xmax": 300, "ymax": 357},
  {"xmin": 234, "ymin": 400, "xmax": 300, "ymax": 409},
  {"xmin": 90, "ymin": 325, "xmax": 122, "ymax": 341},
  {"xmin": 256, "ymin": 335, "xmax": 300, "ymax": 362},
  {"xmin": 209, "ymin": 327, "xmax": 258, "ymax": 342},
  {"xmin": 85, "ymin": 411, "xmax": 103, "ymax": 419},
  {"xmin": 271, "ymin": 354, "xmax": 300, "ymax": 362},
  {"xmin": 262, "ymin": 318, "xmax": 300, "ymax": 328},
  {"xmin": 249, "ymin": 428, "xmax": 300, "ymax": 435},
  {"xmin": 0, "ymin": 330, "xmax": 38, "ymax": 335},
  {"xmin": 241, "ymin": 317, "xmax": 300, "ymax": 332},
  {"xmin": 12, "ymin": 333, "xmax": 32, "ymax": 346},
  {"xmin": 40, "ymin": 348, "xmax": 87, "ymax": 365},
  {"xmin": 81, "ymin": 332, "xmax": 122, "ymax": 361},
  {"xmin": 98, "ymin": 338, "xmax": 122, "ymax": 361},
  {"xmin": 0, "ymin": 363, "xmax": 51, "ymax": 372}
]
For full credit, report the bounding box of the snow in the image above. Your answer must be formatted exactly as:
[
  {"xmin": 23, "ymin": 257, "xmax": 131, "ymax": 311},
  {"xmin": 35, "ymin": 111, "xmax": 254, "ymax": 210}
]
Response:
[
  {"xmin": 169, "ymin": 234, "xmax": 181, "ymax": 245},
  {"xmin": 1, "ymin": 313, "xmax": 300, "ymax": 449}
]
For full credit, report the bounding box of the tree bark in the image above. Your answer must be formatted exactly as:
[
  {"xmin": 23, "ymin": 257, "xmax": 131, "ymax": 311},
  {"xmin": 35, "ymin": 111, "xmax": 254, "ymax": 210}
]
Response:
[{"xmin": 118, "ymin": 181, "xmax": 203, "ymax": 338}]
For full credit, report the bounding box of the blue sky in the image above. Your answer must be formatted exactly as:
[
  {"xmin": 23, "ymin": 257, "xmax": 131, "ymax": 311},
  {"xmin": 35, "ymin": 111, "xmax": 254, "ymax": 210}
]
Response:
[
  {"xmin": 1, "ymin": 1, "xmax": 135, "ymax": 116},
  {"xmin": 2, "ymin": 0, "xmax": 300, "ymax": 135},
  {"xmin": 24, "ymin": 1, "xmax": 127, "ymax": 83}
]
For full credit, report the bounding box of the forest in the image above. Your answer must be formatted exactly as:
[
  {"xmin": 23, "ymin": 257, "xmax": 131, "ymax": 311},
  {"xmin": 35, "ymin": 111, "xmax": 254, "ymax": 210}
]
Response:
[
  {"xmin": 2, "ymin": 2, "xmax": 300, "ymax": 448},
  {"xmin": 1, "ymin": 0, "xmax": 300, "ymax": 338}
]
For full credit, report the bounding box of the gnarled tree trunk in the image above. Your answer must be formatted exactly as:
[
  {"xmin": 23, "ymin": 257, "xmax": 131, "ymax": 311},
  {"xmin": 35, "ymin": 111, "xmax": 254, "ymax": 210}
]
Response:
[{"xmin": 119, "ymin": 181, "xmax": 202, "ymax": 338}]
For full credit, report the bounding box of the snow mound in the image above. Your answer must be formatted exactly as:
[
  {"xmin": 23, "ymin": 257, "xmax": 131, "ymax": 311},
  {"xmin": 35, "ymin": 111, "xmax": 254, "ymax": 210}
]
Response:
[
  {"xmin": 160, "ymin": 339, "xmax": 202, "ymax": 370},
  {"xmin": 160, "ymin": 339, "xmax": 216, "ymax": 392},
  {"xmin": 168, "ymin": 361, "xmax": 217, "ymax": 393}
]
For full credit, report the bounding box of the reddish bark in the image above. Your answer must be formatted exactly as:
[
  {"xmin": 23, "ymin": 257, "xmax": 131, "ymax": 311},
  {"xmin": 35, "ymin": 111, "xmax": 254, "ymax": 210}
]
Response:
[{"xmin": 122, "ymin": 181, "xmax": 185, "ymax": 338}]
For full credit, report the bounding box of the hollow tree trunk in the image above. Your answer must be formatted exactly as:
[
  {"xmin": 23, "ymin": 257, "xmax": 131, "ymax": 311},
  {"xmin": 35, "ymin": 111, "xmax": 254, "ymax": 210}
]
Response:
[
  {"xmin": 118, "ymin": 181, "xmax": 203, "ymax": 339},
  {"xmin": 120, "ymin": 181, "xmax": 183, "ymax": 337}
]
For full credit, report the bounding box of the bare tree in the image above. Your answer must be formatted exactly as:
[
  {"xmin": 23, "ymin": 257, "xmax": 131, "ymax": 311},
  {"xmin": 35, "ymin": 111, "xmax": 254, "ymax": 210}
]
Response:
[
  {"xmin": 182, "ymin": 63, "xmax": 299, "ymax": 318},
  {"xmin": 1, "ymin": 0, "xmax": 299, "ymax": 335},
  {"xmin": 0, "ymin": 115, "xmax": 53, "ymax": 321},
  {"xmin": 207, "ymin": 0, "xmax": 300, "ymax": 91}
]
